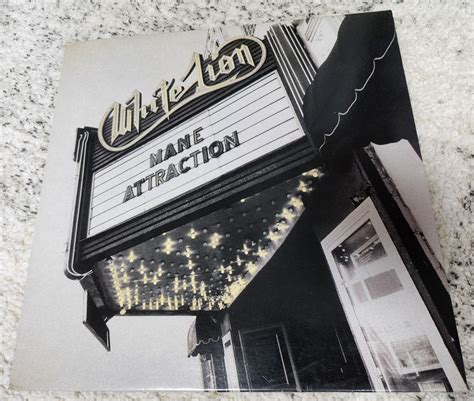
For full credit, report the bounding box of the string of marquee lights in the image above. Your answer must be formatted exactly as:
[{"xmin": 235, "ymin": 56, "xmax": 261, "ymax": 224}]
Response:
[{"xmin": 99, "ymin": 168, "xmax": 322, "ymax": 315}]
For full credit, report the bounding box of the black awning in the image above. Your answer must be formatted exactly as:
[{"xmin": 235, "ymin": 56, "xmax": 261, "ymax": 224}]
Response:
[
  {"xmin": 303, "ymin": 11, "xmax": 421, "ymax": 172},
  {"xmin": 187, "ymin": 315, "xmax": 222, "ymax": 357}
]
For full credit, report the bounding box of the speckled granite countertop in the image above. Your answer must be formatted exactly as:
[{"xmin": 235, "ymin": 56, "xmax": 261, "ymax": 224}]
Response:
[{"xmin": 1, "ymin": 1, "xmax": 472, "ymax": 400}]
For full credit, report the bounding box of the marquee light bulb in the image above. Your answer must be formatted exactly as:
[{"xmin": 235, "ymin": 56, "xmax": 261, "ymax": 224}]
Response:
[
  {"xmin": 247, "ymin": 261, "xmax": 258, "ymax": 274},
  {"xmin": 200, "ymin": 282, "xmax": 207, "ymax": 300},
  {"xmin": 118, "ymin": 293, "xmax": 125, "ymax": 307},
  {"xmin": 134, "ymin": 286, "xmax": 139, "ymax": 305},
  {"xmin": 276, "ymin": 221, "xmax": 289, "ymax": 232},
  {"xmin": 187, "ymin": 259, "xmax": 195, "ymax": 270},
  {"xmin": 122, "ymin": 272, "xmax": 129, "ymax": 284},
  {"xmin": 209, "ymin": 232, "xmax": 223, "ymax": 249},
  {"xmin": 297, "ymin": 180, "xmax": 311, "ymax": 193},
  {"xmin": 242, "ymin": 243, "xmax": 250, "ymax": 255},
  {"xmin": 126, "ymin": 287, "xmax": 132, "ymax": 309},
  {"xmin": 139, "ymin": 262, "xmax": 146, "ymax": 275},
  {"xmin": 127, "ymin": 250, "xmax": 137, "ymax": 263},
  {"xmin": 152, "ymin": 273, "xmax": 159, "ymax": 285},
  {"xmin": 281, "ymin": 208, "xmax": 295, "ymax": 222},
  {"xmin": 302, "ymin": 168, "xmax": 321, "ymax": 178},
  {"xmin": 163, "ymin": 237, "xmax": 176, "ymax": 255},
  {"xmin": 236, "ymin": 255, "xmax": 243, "ymax": 266},
  {"xmin": 255, "ymin": 246, "xmax": 268, "ymax": 258},
  {"xmin": 183, "ymin": 246, "xmax": 193, "ymax": 258},
  {"xmin": 157, "ymin": 267, "xmax": 164, "ymax": 277},
  {"xmin": 187, "ymin": 228, "xmax": 198, "ymax": 240},
  {"xmin": 191, "ymin": 272, "xmax": 197, "ymax": 293},
  {"xmin": 289, "ymin": 196, "xmax": 304, "ymax": 209},
  {"xmin": 267, "ymin": 231, "xmax": 281, "ymax": 242}
]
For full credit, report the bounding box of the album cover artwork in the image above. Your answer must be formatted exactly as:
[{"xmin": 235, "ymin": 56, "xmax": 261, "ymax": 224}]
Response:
[{"xmin": 11, "ymin": 10, "xmax": 468, "ymax": 392}]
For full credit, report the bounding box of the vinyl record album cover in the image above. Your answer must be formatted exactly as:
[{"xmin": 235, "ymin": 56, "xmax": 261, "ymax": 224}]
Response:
[{"xmin": 10, "ymin": 10, "xmax": 468, "ymax": 393}]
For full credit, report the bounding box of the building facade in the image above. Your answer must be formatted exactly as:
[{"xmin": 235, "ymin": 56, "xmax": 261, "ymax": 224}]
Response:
[{"xmin": 66, "ymin": 12, "xmax": 467, "ymax": 392}]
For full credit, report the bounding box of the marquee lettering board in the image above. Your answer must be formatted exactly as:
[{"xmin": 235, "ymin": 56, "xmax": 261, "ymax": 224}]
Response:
[
  {"xmin": 69, "ymin": 30, "xmax": 317, "ymax": 270},
  {"xmin": 88, "ymin": 71, "xmax": 306, "ymax": 237}
]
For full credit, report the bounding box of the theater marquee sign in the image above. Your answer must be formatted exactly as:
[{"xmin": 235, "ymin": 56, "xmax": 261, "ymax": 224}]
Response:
[
  {"xmin": 66, "ymin": 24, "xmax": 317, "ymax": 349},
  {"xmin": 88, "ymin": 39, "xmax": 306, "ymax": 236},
  {"xmin": 69, "ymin": 27, "xmax": 316, "ymax": 276},
  {"xmin": 98, "ymin": 36, "xmax": 267, "ymax": 152}
]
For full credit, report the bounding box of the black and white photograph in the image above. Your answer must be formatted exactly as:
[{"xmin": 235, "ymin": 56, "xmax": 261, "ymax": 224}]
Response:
[{"xmin": 4, "ymin": 3, "xmax": 471, "ymax": 397}]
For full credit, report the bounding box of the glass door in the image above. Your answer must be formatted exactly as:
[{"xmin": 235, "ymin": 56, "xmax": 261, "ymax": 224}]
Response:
[
  {"xmin": 321, "ymin": 198, "xmax": 466, "ymax": 391},
  {"xmin": 239, "ymin": 326, "xmax": 297, "ymax": 391}
]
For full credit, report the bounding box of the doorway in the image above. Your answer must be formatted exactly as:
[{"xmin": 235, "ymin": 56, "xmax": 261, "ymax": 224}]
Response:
[
  {"xmin": 321, "ymin": 197, "xmax": 466, "ymax": 391},
  {"xmin": 239, "ymin": 325, "xmax": 298, "ymax": 391}
]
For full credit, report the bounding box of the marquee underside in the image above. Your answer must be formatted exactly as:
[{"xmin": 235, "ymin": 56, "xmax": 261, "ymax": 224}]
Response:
[{"xmin": 93, "ymin": 169, "xmax": 320, "ymax": 314}]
